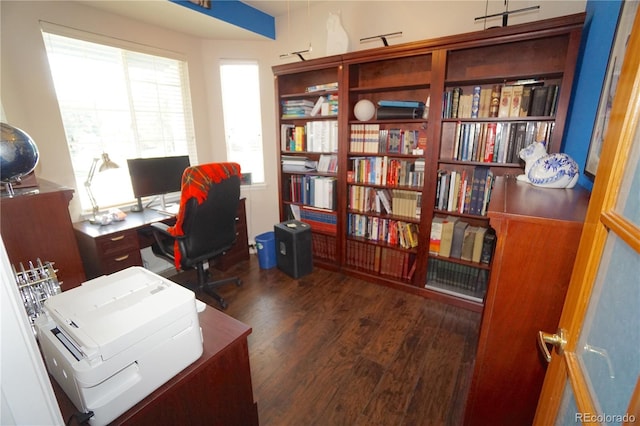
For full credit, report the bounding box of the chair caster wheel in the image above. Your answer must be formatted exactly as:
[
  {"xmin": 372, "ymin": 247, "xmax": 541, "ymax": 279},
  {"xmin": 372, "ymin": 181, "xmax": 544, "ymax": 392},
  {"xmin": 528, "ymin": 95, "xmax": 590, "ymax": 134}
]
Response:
[
  {"xmin": 219, "ymin": 300, "xmax": 228, "ymax": 310},
  {"xmin": 236, "ymin": 279, "xmax": 243, "ymax": 287}
]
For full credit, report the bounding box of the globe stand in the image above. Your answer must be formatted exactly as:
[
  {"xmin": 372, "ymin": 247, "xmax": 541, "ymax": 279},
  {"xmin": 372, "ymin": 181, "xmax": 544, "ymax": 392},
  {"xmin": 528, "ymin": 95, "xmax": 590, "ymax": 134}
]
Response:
[
  {"xmin": 2, "ymin": 179, "xmax": 40, "ymax": 198},
  {"xmin": 3, "ymin": 181, "xmax": 16, "ymax": 197}
]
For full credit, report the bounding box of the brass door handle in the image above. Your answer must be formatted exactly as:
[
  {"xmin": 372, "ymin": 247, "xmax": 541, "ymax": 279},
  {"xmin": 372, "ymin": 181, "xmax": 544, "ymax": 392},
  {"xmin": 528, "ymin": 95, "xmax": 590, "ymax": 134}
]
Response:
[{"xmin": 538, "ymin": 328, "xmax": 567, "ymax": 363}]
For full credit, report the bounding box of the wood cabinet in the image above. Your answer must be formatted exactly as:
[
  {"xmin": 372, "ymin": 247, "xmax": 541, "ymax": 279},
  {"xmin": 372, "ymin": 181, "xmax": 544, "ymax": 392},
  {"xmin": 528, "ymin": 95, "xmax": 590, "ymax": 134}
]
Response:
[
  {"xmin": 272, "ymin": 13, "xmax": 586, "ymax": 307},
  {"xmin": 0, "ymin": 179, "xmax": 86, "ymax": 290},
  {"xmin": 463, "ymin": 176, "xmax": 590, "ymax": 425}
]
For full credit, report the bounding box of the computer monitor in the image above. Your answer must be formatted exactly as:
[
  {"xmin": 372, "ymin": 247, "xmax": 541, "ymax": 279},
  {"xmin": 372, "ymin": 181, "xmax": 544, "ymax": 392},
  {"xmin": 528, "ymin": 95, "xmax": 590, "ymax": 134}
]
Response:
[{"xmin": 127, "ymin": 155, "xmax": 190, "ymax": 212}]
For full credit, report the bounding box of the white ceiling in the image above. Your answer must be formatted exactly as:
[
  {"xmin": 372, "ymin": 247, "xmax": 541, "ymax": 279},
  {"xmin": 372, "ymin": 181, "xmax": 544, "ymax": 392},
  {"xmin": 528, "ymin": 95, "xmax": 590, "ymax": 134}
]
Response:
[{"xmin": 78, "ymin": 1, "xmax": 313, "ymax": 40}]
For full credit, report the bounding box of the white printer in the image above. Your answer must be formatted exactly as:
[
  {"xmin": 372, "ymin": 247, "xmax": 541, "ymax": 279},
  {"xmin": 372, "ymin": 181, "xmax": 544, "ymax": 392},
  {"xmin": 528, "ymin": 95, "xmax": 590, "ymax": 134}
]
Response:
[{"xmin": 36, "ymin": 266, "xmax": 204, "ymax": 425}]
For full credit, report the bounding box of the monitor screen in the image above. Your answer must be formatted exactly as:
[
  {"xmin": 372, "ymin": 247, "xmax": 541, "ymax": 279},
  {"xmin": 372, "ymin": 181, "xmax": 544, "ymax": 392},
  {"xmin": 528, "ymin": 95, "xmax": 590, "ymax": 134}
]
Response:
[{"xmin": 127, "ymin": 155, "xmax": 190, "ymax": 199}]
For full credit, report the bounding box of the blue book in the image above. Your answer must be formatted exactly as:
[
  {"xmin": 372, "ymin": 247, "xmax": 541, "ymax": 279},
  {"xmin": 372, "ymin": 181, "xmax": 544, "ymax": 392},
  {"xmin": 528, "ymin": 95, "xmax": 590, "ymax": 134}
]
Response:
[{"xmin": 377, "ymin": 100, "xmax": 425, "ymax": 108}]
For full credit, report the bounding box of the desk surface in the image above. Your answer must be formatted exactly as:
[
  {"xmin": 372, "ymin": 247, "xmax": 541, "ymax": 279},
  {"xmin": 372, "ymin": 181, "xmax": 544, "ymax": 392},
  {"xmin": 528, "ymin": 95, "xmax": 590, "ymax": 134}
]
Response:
[
  {"xmin": 73, "ymin": 209, "xmax": 175, "ymax": 238},
  {"xmin": 53, "ymin": 304, "xmax": 258, "ymax": 425}
]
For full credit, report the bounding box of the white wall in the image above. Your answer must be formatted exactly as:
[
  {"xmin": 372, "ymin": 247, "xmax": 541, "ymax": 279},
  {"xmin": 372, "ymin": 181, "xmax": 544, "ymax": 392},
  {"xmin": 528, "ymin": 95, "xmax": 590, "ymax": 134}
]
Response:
[
  {"xmin": 0, "ymin": 0, "xmax": 586, "ymax": 242},
  {"xmin": 271, "ymin": 1, "xmax": 587, "ymax": 62}
]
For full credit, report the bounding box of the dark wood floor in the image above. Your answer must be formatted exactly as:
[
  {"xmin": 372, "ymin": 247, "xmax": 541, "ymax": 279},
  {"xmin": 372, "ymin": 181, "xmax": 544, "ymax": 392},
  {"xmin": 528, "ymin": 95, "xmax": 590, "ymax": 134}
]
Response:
[{"xmin": 171, "ymin": 255, "xmax": 481, "ymax": 426}]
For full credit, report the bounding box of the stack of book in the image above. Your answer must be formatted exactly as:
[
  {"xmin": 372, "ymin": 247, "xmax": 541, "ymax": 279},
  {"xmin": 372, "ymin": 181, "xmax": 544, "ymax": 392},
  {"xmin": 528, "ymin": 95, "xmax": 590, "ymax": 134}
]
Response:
[
  {"xmin": 306, "ymin": 82, "xmax": 338, "ymax": 93},
  {"xmin": 281, "ymin": 99, "xmax": 314, "ymax": 118},
  {"xmin": 281, "ymin": 155, "xmax": 317, "ymax": 172},
  {"xmin": 300, "ymin": 205, "xmax": 337, "ymax": 234},
  {"xmin": 376, "ymin": 100, "xmax": 426, "ymax": 120}
]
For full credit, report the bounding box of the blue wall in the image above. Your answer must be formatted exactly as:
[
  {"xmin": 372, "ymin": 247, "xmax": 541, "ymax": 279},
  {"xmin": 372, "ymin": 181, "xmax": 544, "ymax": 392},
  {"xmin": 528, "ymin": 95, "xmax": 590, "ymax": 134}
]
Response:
[{"xmin": 563, "ymin": 0, "xmax": 623, "ymax": 191}]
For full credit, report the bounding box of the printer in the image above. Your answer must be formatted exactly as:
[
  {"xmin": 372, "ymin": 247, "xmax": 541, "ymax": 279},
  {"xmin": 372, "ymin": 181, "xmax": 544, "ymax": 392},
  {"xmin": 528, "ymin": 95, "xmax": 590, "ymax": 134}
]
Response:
[{"xmin": 36, "ymin": 266, "xmax": 204, "ymax": 425}]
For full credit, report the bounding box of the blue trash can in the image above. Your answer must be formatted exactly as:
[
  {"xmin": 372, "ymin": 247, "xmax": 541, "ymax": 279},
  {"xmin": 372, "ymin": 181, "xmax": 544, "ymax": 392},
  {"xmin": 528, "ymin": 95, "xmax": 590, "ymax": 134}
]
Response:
[{"xmin": 255, "ymin": 231, "xmax": 277, "ymax": 269}]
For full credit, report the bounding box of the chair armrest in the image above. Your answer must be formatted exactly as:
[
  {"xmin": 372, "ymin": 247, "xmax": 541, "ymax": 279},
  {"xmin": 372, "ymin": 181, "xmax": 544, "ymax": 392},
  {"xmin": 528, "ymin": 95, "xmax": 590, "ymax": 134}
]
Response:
[
  {"xmin": 150, "ymin": 221, "xmax": 172, "ymax": 236},
  {"xmin": 150, "ymin": 222, "xmax": 176, "ymax": 259}
]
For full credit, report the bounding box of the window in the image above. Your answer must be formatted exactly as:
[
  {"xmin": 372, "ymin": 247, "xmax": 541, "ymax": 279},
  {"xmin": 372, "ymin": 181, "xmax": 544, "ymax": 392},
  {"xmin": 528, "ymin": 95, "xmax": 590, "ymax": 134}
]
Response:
[
  {"xmin": 42, "ymin": 28, "xmax": 196, "ymax": 212},
  {"xmin": 220, "ymin": 60, "xmax": 265, "ymax": 184}
]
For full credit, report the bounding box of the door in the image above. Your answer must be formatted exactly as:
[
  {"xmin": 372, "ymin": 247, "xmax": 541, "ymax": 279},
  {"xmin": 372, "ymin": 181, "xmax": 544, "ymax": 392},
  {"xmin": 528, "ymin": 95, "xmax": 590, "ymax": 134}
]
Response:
[{"xmin": 534, "ymin": 7, "xmax": 640, "ymax": 425}]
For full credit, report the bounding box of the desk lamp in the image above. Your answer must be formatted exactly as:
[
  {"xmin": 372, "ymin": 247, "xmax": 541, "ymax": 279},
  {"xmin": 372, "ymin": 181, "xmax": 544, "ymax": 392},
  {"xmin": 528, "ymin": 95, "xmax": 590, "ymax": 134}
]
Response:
[{"xmin": 85, "ymin": 152, "xmax": 119, "ymax": 225}]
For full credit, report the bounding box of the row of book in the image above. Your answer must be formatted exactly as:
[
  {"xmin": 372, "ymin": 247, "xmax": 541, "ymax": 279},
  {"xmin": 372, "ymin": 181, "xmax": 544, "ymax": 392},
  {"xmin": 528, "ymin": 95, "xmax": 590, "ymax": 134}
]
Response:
[
  {"xmin": 311, "ymin": 233, "xmax": 337, "ymax": 262},
  {"xmin": 281, "ymin": 121, "xmax": 339, "ymax": 153},
  {"xmin": 347, "ymin": 213, "xmax": 419, "ymax": 249},
  {"xmin": 345, "ymin": 240, "xmax": 417, "ymax": 281},
  {"xmin": 287, "ymin": 175, "xmax": 337, "ymax": 210},
  {"xmin": 349, "ymin": 186, "xmax": 421, "ymax": 219},
  {"xmin": 429, "ymin": 216, "xmax": 496, "ymax": 264},
  {"xmin": 435, "ymin": 167, "xmax": 494, "ymax": 216},
  {"xmin": 426, "ymin": 259, "xmax": 488, "ymax": 299},
  {"xmin": 348, "ymin": 156, "xmax": 425, "ymax": 188},
  {"xmin": 300, "ymin": 205, "xmax": 337, "ymax": 234},
  {"xmin": 450, "ymin": 120, "xmax": 554, "ymax": 164},
  {"xmin": 349, "ymin": 124, "xmax": 427, "ymax": 155},
  {"xmin": 443, "ymin": 82, "xmax": 560, "ymax": 119}
]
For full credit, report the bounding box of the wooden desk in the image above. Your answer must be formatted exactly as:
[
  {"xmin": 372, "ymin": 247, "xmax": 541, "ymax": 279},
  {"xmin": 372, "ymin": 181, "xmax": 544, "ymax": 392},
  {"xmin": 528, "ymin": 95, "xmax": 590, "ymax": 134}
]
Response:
[
  {"xmin": 74, "ymin": 199, "xmax": 249, "ymax": 279},
  {"xmin": 1, "ymin": 179, "xmax": 86, "ymax": 290},
  {"xmin": 53, "ymin": 304, "xmax": 259, "ymax": 425}
]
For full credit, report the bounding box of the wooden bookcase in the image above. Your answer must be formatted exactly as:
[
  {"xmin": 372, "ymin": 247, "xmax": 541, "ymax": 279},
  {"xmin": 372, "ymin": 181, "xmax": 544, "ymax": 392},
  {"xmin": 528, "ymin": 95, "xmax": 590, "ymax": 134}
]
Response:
[
  {"xmin": 273, "ymin": 57, "xmax": 344, "ymax": 270},
  {"xmin": 272, "ymin": 13, "xmax": 585, "ymax": 308}
]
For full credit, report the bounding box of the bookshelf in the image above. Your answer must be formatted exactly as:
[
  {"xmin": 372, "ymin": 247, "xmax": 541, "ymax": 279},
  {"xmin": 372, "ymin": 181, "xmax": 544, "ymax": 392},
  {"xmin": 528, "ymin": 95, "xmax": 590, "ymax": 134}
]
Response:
[
  {"xmin": 342, "ymin": 52, "xmax": 431, "ymax": 289},
  {"xmin": 273, "ymin": 13, "xmax": 585, "ymax": 308},
  {"xmin": 273, "ymin": 58, "xmax": 344, "ymax": 269},
  {"xmin": 426, "ymin": 15, "xmax": 583, "ymax": 310}
]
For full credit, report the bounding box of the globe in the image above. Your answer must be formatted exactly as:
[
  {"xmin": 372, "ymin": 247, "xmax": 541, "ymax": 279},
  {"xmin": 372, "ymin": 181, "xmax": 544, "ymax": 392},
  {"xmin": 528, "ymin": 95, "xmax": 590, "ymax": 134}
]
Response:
[
  {"xmin": 354, "ymin": 99, "xmax": 376, "ymax": 121},
  {"xmin": 1, "ymin": 122, "xmax": 39, "ymax": 184}
]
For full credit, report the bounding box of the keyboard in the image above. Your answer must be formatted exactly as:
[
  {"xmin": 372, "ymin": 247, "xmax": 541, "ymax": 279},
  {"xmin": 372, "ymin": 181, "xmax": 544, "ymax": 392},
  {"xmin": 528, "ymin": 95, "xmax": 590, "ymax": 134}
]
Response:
[{"xmin": 151, "ymin": 203, "xmax": 180, "ymax": 215}]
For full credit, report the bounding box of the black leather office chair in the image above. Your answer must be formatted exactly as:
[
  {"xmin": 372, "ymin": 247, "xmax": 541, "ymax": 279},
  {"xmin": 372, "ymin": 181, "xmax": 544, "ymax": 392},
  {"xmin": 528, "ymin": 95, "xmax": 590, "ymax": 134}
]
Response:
[{"xmin": 150, "ymin": 162, "xmax": 242, "ymax": 309}]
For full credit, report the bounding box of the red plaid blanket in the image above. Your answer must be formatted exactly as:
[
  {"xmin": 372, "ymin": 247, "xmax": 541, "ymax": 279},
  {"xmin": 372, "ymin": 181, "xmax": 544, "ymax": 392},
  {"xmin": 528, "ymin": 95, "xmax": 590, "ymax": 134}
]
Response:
[{"xmin": 167, "ymin": 162, "xmax": 241, "ymax": 269}]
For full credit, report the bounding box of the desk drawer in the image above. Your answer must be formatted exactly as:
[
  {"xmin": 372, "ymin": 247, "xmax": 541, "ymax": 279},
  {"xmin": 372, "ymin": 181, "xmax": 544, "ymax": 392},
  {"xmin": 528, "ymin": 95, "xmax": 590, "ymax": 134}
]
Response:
[
  {"xmin": 96, "ymin": 230, "xmax": 139, "ymax": 256},
  {"xmin": 101, "ymin": 250, "xmax": 142, "ymax": 274}
]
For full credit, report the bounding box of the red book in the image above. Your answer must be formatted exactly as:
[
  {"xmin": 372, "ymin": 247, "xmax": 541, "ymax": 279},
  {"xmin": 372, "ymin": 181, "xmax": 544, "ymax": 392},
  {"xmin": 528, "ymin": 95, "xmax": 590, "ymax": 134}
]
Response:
[{"xmin": 484, "ymin": 122, "xmax": 497, "ymax": 162}]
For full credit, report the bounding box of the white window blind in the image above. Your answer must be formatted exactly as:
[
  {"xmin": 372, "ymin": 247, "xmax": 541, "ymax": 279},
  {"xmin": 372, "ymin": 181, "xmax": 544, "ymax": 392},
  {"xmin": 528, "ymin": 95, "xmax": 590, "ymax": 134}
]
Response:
[
  {"xmin": 42, "ymin": 28, "xmax": 196, "ymax": 212},
  {"xmin": 220, "ymin": 60, "xmax": 265, "ymax": 184}
]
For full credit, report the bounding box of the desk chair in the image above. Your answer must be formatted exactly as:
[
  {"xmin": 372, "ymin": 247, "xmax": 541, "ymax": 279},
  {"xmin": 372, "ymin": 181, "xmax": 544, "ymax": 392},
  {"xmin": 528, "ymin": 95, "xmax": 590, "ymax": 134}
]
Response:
[{"xmin": 150, "ymin": 162, "xmax": 242, "ymax": 309}]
